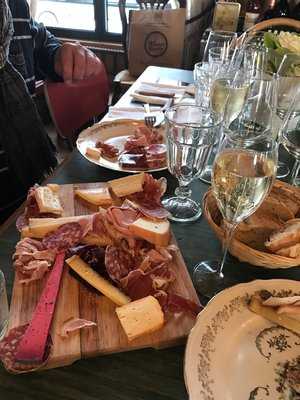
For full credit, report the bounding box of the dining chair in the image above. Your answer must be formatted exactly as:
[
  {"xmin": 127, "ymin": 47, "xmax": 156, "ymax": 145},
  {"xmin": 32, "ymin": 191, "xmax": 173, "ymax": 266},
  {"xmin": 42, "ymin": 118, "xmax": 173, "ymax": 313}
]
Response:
[
  {"xmin": 112, "ymin": 0, "xmax": 186, "ymax": 104},
  {"xmin": 44, "ymin": 69, "xmax": 109, "ymax": 148}
]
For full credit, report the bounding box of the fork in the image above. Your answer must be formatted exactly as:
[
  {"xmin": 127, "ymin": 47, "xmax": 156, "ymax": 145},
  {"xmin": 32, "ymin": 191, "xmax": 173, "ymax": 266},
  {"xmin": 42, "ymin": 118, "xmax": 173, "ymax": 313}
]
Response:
[{"xmin": 144, "ymin": 103, "xmax": 156, "ymax": 127}]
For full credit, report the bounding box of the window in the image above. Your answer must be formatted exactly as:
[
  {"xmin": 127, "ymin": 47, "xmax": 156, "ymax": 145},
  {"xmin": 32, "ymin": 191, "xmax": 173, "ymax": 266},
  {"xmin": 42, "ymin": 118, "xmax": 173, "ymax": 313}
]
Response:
[{"xmin": 35, "ymin": 0, "xmax": 139, "ymax": 41}]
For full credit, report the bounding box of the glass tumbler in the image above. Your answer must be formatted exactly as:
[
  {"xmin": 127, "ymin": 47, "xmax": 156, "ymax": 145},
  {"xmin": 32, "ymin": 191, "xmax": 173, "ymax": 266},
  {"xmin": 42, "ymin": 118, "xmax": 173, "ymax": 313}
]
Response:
[
  {"xmin": 0, "ymin": 270, "xmax": 8, "ymax": 340},
  {"xmin": 162, "ymin": 105, "xmax": 222, "ymax": 222}
]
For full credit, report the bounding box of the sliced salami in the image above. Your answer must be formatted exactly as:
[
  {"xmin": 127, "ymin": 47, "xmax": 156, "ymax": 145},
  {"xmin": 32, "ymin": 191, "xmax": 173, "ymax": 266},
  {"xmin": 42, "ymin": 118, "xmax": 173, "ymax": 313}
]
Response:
[
  {"xmin": 0, "ymin": 324, "xmax": 51, "ymax": 373},
  {"xmin": 105, "ymin": 245, "xmax": 136, "ymax": 283},
  {"xmin": 42, "ymin": 222, "xmax": 83, "ymax": 251}
]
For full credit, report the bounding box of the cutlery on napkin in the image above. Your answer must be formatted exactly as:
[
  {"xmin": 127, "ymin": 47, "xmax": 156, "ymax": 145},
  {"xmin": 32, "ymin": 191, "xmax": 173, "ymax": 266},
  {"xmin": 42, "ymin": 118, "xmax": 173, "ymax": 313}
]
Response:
[{"xmin": 15, "ymin": 252, "xmax": 65, "ymax": 363}]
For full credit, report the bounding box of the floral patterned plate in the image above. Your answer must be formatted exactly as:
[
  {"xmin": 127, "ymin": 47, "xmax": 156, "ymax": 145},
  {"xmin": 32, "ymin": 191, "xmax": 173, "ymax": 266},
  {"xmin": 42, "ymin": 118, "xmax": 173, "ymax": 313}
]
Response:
[{"xmin": 184, "ymin": 280, "xmax": 300, "ymax": 400}]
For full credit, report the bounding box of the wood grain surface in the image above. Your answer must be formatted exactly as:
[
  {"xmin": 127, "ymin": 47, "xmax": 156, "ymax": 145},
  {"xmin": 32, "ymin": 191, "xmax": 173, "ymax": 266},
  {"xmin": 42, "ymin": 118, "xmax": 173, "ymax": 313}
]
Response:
[{"xmin": 8, "ymin": 183, "xmax": 200, "ymax": 371}]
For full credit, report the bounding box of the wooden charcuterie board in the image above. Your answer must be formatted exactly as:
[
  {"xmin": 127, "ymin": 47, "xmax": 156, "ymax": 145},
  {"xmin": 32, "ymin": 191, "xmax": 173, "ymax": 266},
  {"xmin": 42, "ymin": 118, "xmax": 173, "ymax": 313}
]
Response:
[{"xmin": 8, "ymin": 183, "xmax": 200, "ymax": 370}]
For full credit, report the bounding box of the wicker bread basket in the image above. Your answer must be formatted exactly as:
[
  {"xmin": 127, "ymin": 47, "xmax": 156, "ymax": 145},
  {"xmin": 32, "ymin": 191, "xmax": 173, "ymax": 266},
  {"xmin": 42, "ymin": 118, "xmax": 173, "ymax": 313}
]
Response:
[{"xmin": 203, "ymin": 190, "xmax": 300, "ymax": 269}]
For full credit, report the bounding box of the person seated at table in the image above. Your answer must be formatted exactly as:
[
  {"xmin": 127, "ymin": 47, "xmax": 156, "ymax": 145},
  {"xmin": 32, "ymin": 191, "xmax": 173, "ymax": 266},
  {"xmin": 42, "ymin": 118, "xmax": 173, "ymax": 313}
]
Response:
[{"xmin": 0, "ymin": 0, "xmax": 104, "ymax": 224}]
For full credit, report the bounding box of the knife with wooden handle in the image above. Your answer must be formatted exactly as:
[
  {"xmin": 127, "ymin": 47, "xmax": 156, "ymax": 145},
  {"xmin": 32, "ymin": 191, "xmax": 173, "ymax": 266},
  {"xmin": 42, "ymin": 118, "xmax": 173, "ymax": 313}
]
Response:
[{"xmin": 15, "ymin": 252, "xmax": 65, "ymax": 363}]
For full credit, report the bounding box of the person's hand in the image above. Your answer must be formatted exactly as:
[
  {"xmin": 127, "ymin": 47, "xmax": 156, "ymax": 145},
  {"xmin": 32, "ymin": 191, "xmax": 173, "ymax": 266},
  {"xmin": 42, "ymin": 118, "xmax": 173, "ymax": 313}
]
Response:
[{"xmin": 54, "ymin": 42, "xmax": 104, "ymax": 83}]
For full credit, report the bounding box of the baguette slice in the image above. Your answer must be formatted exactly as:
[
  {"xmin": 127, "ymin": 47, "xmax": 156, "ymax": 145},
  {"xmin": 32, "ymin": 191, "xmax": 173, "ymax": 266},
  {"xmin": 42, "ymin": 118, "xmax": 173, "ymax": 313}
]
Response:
[
  {"xmin": 128, "ymin": 217, "xmax": 170, "ymax": 247},
  {"xmin": 249, "ymin": 295, "xmax": 300, "ymax": 334},
  {"xmin": 66, "ymin": 255, "xmax": 131, "ymax": 306},
  {"xmin": 108, "ymin": 173, "xmax": 145, "ymax": 198},
  {"xmin": 35, "ymin": 186, "xmax": 63, "ymax": 215},
  {"xmin": 75, "ymin": 187, "xmax": 112, "ymax": 206},
  {"xmin": 116, "ymin": 296, "xmax": 164, "ymax": 341},
  {"xmin": 85, "ymin": 146, "xmax": 102, "ymax": 159},
  {"xmin": 265, "ymin": 219, "xmax": 300, "ymax": 252}
]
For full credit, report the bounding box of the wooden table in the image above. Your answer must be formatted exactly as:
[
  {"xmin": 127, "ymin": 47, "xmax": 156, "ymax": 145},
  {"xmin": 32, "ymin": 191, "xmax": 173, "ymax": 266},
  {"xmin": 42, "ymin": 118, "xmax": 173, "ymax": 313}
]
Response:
[{"xmin": 0, "ymin": 66, "xmax": 299, "ymax": 400}]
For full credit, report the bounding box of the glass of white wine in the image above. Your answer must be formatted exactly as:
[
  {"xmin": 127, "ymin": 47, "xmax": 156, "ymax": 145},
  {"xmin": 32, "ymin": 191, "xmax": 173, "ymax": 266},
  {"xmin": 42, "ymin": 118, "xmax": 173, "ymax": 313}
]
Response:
[
  {"xmin": 162, "ymin": 105, "xmax": 222, "ymax": 222},
  {"xmin": 193, "ymin": 136, "xmax": 277, "ymax": 298}
]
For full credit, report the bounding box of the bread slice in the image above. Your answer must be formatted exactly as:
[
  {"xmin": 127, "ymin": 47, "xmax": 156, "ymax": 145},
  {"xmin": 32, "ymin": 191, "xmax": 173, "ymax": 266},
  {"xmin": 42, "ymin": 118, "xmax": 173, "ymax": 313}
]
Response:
[
  {"xmin": 128, "ymin": 217, "xmax": 170, "ymax": 247},
  {"xmin": 85, "ymin": 146, "xmax": 101, "ymax": 160},
  {"xmin": 35, "ymin": 186, "xmax": 63, "ymax": 215},
  {"xmin": 108, "ymin": 173, "xmax": 145, "ymax": 198},
  {"xmin": 265, "ymin": 219, "xmax": 300, "ymax": 252},
  {"xmin": 276, "ymin": 243, "xmax": 300, "ymax": 258},
  {"xmin": 75, "ymin": 187, "xmax": 112, "ymax": 207},
  {"xmin": 258, "ymin": 195, "xmax": 294, "ymax": 221},
  {"xmin": 116, "ymin": 296, "xmax": 164, "ymax": 341}
]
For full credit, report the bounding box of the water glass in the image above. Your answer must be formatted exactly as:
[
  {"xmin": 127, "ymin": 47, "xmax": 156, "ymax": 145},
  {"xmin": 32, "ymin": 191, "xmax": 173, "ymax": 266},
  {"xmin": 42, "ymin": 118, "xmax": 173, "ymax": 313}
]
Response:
[
  {"xmin": 0, "ymin": 270, "xmax": 9, "ymax": 340},
  {"xmin": 162, "ymin": 105, "xmax": 222, "ymax": 222},
  {"xmin": 193, "ymin": 62, "xmax": 214, "ymax": 107},
  {"xmin": 208, "ymin": 46, "xmax": 235, "ymax": 66},
  {"xmin": 203, "ymin": 30, "xmax": 237, "ymax": 62}
]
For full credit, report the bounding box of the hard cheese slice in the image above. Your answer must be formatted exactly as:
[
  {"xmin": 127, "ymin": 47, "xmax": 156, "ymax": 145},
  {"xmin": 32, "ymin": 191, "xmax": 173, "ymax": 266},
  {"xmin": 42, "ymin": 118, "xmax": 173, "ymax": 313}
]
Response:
[
  {"xmin": 15, "ymin": 252, "xmax": 65, "ymax": 362},
  {"xmin": 66, "ymin": 255, "xmax": 131, "ymax": 306},
  {"xmin": 74, "ymin": 187, "xmax": 112, "ymax": 206}
]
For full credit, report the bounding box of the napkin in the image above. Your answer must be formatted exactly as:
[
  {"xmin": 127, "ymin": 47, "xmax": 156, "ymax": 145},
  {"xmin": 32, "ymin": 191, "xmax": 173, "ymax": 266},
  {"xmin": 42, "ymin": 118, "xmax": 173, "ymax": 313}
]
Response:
[
  {"xmin": 131, "ymin": 82, "xmax": 194, "ymax": 105},
  {"xmin": 107, "ymin": 106, "xmax": 146, "ymax": 120}
]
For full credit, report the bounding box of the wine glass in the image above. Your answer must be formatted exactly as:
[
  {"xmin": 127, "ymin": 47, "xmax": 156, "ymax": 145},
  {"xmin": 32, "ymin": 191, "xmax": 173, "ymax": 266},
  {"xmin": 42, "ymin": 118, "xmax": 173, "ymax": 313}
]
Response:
[
  {"xmin": 193, "ymin": 136, "xmax": 277, "ymax": 298},
  {"xmin": 200, "ymin": 69, "xmax": 252, "ymax": 184},
  {"xmin": 280, "ymin": 87, "xmax": 300, "ymax": 186},
  {"xmin": 162, "ymin": 105, "xmax": 222, "ymax": 222},
  {"xmin": 203, "ymin": 30, "xmax": 237, "ymax": 62}
]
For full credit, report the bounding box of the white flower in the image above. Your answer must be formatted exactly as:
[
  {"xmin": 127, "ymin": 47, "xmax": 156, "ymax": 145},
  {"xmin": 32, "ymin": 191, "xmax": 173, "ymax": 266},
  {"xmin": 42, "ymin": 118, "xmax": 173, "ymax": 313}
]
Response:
[{"xmin": 278, "ymin": 32, "xmax": 300, "ymax": 54}]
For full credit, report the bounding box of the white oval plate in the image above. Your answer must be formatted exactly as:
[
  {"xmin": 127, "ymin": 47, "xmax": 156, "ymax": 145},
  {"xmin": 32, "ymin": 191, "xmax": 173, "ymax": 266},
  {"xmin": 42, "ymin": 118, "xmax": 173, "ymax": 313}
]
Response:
[
  {"xmin": 76, "ymin": 119, "xmax": 167, "ymax": 174},
  {"xmin": 185, "ymin": 279, "xmax": 300, "ymax": 400}
]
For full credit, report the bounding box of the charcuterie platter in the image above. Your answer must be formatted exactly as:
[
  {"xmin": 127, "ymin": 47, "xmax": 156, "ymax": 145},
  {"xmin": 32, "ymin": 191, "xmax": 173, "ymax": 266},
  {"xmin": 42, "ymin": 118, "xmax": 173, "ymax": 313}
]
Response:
[
  {"xmin": 3, "ymin": 174, "xmax": 200, "ymax": 373},
  {"xmin": 76, "ymin": 119, "xmax": 167, "ymax": 173}
]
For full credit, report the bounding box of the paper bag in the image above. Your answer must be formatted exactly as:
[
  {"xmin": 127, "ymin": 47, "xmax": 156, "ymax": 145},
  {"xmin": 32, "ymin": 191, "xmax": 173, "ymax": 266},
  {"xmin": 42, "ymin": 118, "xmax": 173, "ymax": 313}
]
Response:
[{"xmin": 128, "ymin": 9, "xmax": 186, "ymax": 77}]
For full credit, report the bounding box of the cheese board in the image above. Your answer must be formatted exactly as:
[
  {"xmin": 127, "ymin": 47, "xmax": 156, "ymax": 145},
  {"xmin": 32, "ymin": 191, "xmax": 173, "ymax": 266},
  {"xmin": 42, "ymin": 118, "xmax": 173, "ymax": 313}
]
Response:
[{"xmin": 7, "ymin": 182, "xmax": 200, "ymax": 371}]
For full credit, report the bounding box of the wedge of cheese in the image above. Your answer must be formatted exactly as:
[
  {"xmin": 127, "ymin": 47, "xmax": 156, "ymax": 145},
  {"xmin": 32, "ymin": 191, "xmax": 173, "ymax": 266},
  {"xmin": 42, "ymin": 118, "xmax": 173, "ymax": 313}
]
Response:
[
  {"xmin": 85, "ymin": 146, "xmax": 101, "ymax": 159},
  {"xmin": 116, "ymin": 296, "xmax": 164, "ymax": 341},
  {"xmin": 35, "ymin": 186, "xmax": 63, "ymax": 215},
  {"xmin": 75, "ymin": 187, "xmax": 112, "ymax": 206},
  {"xmin": 66, "ymin": 255, "xmax": 131, "ymax": 306},
  {"xmin": 249, "ymin": 295, "xmax": 300, "ymax": 334},
  {"xmin": 108, "ymin": 173, "xmax": 145, "ymax": 198},
  {"xmin": 28, "ymin": 215, "xmax": 88, "ymax": 238},
  {"xmin": 128, "ymin": 217, "xmax": 170, "ymax": 247}
]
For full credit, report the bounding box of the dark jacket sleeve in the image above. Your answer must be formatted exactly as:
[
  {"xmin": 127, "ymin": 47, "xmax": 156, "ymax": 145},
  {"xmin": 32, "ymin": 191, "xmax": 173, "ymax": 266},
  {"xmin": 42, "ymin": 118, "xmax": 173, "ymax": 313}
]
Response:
[{"xmin": 30, "ymin": 20, "xmax": 62, "ymax": 81}]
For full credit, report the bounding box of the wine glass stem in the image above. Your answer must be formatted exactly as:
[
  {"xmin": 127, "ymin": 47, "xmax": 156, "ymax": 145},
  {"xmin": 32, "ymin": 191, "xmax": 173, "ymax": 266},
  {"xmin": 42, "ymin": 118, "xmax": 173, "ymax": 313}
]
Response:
[
  {"xmin": 290, "ymin": 159, "xmax": 300, "ymax": 186},
  {"xmin": 175, "ymin": 184, "xmax": 191, "ymax": 198},
  {"xmin": 218, "ymin": 221, "xmax": 237, "ymax": 278}
]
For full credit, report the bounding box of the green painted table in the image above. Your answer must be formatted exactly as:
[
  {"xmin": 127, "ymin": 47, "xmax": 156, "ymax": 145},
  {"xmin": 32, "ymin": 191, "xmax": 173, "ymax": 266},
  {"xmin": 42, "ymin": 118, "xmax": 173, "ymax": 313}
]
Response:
[{"xmin": 0, "ymin": 67, "xmax": 299, "ymax": 400}]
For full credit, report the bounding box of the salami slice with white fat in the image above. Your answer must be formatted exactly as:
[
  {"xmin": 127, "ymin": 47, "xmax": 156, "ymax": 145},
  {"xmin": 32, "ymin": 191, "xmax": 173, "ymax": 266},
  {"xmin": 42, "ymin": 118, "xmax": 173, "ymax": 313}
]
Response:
[
  {"xmin": 105, "ymin": 245, "xmax": 136, "ymax": 283},
  {"xmin": 42, "ymin": 222, "xmax": 83, "ymax": 251},
  {"xmin": 0, "ymin": 324, "xmax": 51, "ymax": 373}
]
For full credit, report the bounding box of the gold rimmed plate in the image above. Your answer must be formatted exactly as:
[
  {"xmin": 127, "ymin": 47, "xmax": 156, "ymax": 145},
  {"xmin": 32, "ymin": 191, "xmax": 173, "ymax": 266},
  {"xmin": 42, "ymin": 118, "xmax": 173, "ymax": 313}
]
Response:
[{"xmin": 76, "ymin": 119, "xmax": 167, "ymax": 173}]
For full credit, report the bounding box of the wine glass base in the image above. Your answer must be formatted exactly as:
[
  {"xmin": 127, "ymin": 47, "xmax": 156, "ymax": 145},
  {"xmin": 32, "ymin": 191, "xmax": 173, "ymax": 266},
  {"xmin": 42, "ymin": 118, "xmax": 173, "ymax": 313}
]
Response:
[
  {"xmin": 162, "ymin": 196, "xmax": 202, "ymax": 222},
  {"xmin": 193, "ymin": 260, "xmax": 236, "ymax": 299},
  {"xmin": 276, "ymin": 161, "xmax": 290, "ymax": 179},
  {"xmin": 199, "ymin": 165, "xmax": 212, "ymax": 185}
]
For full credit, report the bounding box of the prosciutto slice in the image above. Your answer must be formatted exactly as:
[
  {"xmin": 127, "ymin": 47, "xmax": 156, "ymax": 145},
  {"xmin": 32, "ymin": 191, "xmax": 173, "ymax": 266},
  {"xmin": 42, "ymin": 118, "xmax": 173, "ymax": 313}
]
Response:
[
  {"xmin": 106, "ymin": 206, "xmax": 140, "ymax": 236},
  {"xmin": 60, "ymin": 318, "xmax": 97, "ymax": 338}
]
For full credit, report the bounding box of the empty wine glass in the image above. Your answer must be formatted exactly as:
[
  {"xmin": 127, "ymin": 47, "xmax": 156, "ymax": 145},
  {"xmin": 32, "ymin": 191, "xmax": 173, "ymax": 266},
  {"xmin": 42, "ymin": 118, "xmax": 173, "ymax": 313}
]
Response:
[
  {"xmin": 203, "ymin": 30, "xmax": 237, "ymax": 62},
  {"xmin": 193, "ymin": 136, "xmax": 277, "ymax": 298},
  {"xmin": 162, "ymin": 105, "xmax": 222, "ymax": 222}
]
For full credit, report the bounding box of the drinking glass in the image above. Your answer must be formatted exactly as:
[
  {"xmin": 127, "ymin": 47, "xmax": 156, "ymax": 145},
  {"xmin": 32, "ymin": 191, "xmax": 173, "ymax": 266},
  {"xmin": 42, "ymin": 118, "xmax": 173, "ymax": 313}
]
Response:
[
  {"xmin": 0, "ymin": 270, "xmax": 9, "ymax": 340},
  {"xmin": 193, "ymin": 136, "xmax": 277, "ymax": 298},
  {"xmin": 162, "ymin": 105, "xmax": 222, "ymax": 222},
  {"xmin": 208, "ymin": 46, "xmax": 235, "ymax": 66},
  {"xmin": 280, "ymin": 88, "xmax": 300, "ymax": 186},
  {"xmin": 193, "ymin": 62, "xmax": 214, "ymax": 108},
  {"xmin": 203, "ymin": 30, "xmax": 237, "ymax": 62}
]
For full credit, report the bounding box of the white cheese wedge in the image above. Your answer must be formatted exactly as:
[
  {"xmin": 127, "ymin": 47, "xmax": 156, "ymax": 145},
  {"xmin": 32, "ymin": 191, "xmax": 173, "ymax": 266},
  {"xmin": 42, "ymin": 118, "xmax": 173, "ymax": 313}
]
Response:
[
  {"xmin": 116, "ymin": 296, "xmax": 164, "ymax": 341},
  {"xmin": 128, "ymin": 217, "xmax": 170, "ymax": 247},
  {"xmin": 75, "ymin": 187, "xmax": 112, "ymax": 206},
  {"xmin": 108, "ymin": 173, "xmax": 145, "ymax": 198},
  {"xmin": 66, "ymin": 255, "xmax": 131, "ymax": 306},
  {"xmin": 35, "ymin": 186, "xmax": 63, "ymax": 215},
  {"xmin": 85, "ymin": 147, "xmax": 102, "ymax": 159}
]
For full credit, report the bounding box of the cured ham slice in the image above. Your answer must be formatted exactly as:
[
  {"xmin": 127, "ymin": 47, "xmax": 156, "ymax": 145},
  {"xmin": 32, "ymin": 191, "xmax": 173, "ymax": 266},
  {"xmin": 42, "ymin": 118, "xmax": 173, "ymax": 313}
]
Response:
[
  {"xmin": 95, "ymin": 141, "xmax": 119, "ymax": 159},
  {"xmin": 0, "ymin": 324, "xmax": 51, "ymax": 373},
  {"xmin": 163, "ymin": 294, "xmax": 202, "ymax": 317},
  {"xmin": 106, "ymin": 206, "xmax": 140, "ymax": 236},
  {"xmin": 60, "ymin": 318, "xmax": 97, "ymax": 338}
]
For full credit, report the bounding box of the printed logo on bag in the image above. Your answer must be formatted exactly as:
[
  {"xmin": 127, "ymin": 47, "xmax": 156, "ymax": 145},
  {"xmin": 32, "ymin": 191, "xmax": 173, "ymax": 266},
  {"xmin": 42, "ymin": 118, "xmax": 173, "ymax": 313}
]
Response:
[{"xmin": 144, "ymin": 31, "xmax": 168, "ymax": 57}]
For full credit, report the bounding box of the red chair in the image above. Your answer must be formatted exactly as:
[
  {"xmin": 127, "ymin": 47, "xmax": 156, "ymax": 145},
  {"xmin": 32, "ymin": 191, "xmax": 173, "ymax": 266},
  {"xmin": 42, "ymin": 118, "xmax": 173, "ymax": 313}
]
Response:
[{"xmin": 44, "ymin": 69, "xmax": 110, "ymax": 146}]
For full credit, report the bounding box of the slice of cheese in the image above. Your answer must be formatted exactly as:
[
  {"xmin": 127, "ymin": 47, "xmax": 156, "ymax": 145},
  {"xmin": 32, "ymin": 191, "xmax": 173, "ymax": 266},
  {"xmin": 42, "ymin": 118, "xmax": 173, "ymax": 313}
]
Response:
[
  {"xmin": 75, "ymin": 187, "xmax": 112, "ymax": 206},
  {"xmin": 28, "ymin": 215, "xmax": 88, "ymax": 238},
  {"xmin": 85, "ymin": 147, "xmax": 101, "ymax": 159},
  {"xmin": 249, "ymin": 295, "xmax": 300, "ymax": 334},
  {"xmin": 116, "ymin": 296, "xmax": 164, "ymax": 341},
  {"xmin": 108, "ymin": 173, "xmax": 145, "ymax": 198},
  {"xmin": 35, "ymin": 186, "xmax": 63, "ymax": 215},
  {"xmin": 128, "ymin": 217, "xmax": 170, "ymax": 247},
  {"xmin": 66, "ymin": 255, "xmax": 131, "ymax": 306}
]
